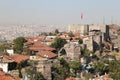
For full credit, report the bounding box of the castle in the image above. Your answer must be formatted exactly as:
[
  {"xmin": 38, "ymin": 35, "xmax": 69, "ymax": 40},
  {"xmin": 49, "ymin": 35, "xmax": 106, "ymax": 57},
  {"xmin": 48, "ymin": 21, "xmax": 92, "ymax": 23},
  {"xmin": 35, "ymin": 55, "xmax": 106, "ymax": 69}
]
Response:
[{"xmin": 68, "ymin": 24, "xmax": 111, "ymax": 53}]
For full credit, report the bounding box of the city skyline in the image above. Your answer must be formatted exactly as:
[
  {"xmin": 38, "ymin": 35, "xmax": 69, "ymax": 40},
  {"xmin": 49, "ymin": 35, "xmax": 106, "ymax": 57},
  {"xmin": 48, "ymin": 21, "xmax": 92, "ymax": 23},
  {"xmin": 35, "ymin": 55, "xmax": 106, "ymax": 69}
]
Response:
[{"xmin": 0, "ymin": 0, "xmax": 120, "ymax": 25}]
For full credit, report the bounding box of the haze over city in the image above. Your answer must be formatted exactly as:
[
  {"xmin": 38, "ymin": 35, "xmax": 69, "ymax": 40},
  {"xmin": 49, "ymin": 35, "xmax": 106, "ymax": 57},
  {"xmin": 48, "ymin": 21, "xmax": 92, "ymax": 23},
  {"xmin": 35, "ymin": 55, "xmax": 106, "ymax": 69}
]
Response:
[
  {"xmin": 0, "ymin": 0, "xmax": 120, "ymax": 25},
  {"xmin": 0, "ymin": 0, "xmax": 120, "ymax": 80}
]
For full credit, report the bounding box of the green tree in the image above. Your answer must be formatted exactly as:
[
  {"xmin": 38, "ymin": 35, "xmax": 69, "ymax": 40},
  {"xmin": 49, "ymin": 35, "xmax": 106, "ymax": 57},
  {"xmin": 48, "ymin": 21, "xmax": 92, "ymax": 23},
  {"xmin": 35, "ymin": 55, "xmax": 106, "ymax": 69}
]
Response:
[
  {"xmin": 51, "ymin": 64, "xmax": 63, "ymax": 80},
  {"xmin": 48, "ymin": 32, "xmax": 54, "ymax": 36},
  {"xmin": 109, "ymin": 61, "xmax": 120, "ymax": 79},
  {"xmin": 84, "ymin": 73, "xmax": 94, "ymax": 80},
  {"xmin": 34, "ymin": 72, "xmax": 46, "ymax": 80},
  {"xmin": 55, "ymin": 29, "xmax": 59, "ymax": 34},
  {"xmin": 13, "ymin": 37, "xmax": 26, "ymax": 54},
  {"xmin": 16, "ymin": 60, "xmax": 29, "ymax": 78},
  {"xmin": 68, "ymin": 31, "xmax": 74, "ymax": 37},
  {"xmin": 81, "ymin": 49, "xmax": 90, "ymax": 57},
  {"xmin": 40, "ymin": 32, "xmax": 48, "ymax": 36},
  {"xmin": 50, "ymin": 37, "xmax": 67, "ymax": 52},
  {"xmin": 0, "ymin": 43, "xmax": 9, "ymax": 53},
  {"xmin": 93, "ymin": 61, "xmax": 108, "ymax": 75},
  {"xmin": 17, "ymin": 63, "xmax": 22, "ymax": 78},
  {"xmin": 69, "ymin": 61, "xmax": 81, "ymax": 77},
  {"xmin": 26, "ymin": 61, "xmax": 46, "ymax": 80},
  {"xmin": 51, "ymin": 58, "xmax": 71, "ymax": 80},
  {"xmin": 59, "ymin": 58, "xmax": 69, "ymax": 67},
  {"xmin": 26, "ymin": 68, "xmax": 46, "ymax": 80},
  {"xmin": 75, "ymin": 38, "xmax": 83, "ymax": 44}
]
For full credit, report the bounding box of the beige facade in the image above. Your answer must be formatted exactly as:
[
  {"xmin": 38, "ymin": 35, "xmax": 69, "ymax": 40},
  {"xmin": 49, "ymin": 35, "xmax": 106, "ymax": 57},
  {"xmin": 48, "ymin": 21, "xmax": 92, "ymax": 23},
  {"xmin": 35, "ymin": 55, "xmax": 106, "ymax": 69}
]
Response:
[
  {"xmin": 68, "ymin": 24, "xmax": 88, "ymax": 35},
  {"xmin": 83, "ymin": 34, "xmax": 103, "ymax": 52},
  {"xmin": 89, "ymin": 25, "xmax": 106, "ymax": 33},
  {"xmin": 36, "ymin": 60, "xmax": 51, "ymax": 80},
  {"xmin": 64, "ymin": 43, "xmax": 81, "ymax": 60},
  {"xmin": 68, "ymin": 24, "xmax": 107, "ymax": 35},
  {"xmin": 68, "ymin": 24, "xmax": 110, "ymax": 53},
  {"xmin": 83, "ymin": 36, "xmax": 93, "ymax": 51},
  {"xmin": 31, "ymin": 56, "xmax": 51, "ymax": 80}
]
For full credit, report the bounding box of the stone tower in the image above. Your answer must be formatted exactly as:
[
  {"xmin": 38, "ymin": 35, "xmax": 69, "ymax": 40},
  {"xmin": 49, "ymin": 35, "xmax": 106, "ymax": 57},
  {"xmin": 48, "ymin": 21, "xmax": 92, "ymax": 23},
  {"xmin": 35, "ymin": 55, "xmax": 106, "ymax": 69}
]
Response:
[
  {"xmin": 64, "ymin": 43, "xmax": 81, "ymax": 60},
  {"xmin": 36, "ymin": 60, "xmax": 51, "ymax": 80}
]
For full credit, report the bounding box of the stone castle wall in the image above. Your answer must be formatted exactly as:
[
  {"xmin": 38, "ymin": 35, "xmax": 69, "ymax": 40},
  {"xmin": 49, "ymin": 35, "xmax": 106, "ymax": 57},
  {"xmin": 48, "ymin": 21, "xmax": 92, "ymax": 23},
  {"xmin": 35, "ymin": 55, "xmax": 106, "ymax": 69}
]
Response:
[{"xmin": 64, "ymin": 43, "xmax": 81, "ymax": 60}]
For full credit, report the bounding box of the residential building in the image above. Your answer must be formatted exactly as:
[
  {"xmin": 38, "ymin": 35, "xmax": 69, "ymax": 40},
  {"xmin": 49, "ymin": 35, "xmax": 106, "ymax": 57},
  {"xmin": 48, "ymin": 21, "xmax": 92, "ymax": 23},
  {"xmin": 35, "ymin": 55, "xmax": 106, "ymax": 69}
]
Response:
[{"xmin": 0, "ymin": 55, "xmax": 14, "ymax": 73}]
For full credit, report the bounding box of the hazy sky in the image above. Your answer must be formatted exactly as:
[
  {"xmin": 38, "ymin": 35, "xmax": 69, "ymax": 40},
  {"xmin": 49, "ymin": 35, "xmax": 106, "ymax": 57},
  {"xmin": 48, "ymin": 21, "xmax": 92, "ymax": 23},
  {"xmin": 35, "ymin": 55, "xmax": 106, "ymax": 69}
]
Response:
[{"xmin": 0, "ymin": 0, "xmax": 120, "ymax": 25}]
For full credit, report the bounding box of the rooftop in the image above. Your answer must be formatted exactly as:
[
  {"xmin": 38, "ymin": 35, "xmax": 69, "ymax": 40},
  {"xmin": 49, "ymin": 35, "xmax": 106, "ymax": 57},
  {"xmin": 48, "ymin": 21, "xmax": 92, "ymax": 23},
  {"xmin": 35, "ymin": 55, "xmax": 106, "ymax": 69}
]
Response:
[
  {"xmin": 0, "ymin": 70, "xmax": 15, "ymax": 80},
  {"xmin": 11, "ymin": 54, "xmax": 29, "ymax": 63},
  {"xmin": 36, "ymin": 51, "xmax": 57, "ymax": 59},
  {"xmin": 29, "ymin": 45, "xmax": 55, "ymax": 51},
  {"xmin": 0, "ymin": 55, "xmax": 14, "ymax": 63}
]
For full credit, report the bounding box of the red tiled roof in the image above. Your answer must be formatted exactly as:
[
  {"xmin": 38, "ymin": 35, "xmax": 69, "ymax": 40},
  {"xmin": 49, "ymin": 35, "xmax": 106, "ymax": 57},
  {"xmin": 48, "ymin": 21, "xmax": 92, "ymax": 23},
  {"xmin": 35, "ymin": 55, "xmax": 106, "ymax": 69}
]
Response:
[
  {"xmin": 0, "ymin": 70, "xmax": 14, "ymax": 80},
  {"xmin": 11, "ymin": 54, "xmax": 29, "ymax": 63},
  {"xmin": 36, "ymin": 51, "xmax": 57, "ymax": 59},
  {"xmin": 24, "ymin": 40, "xmax": 42, "ymax": 46},
  {"xmin": 74, "ymin": 34, "xmax": 86, "ymax": 39},
  {"xmin": 25, "ymin": 36, "xmax": 45, "ymax": 45},
  {"xmin": 27, "ymin": 36, "xmax": 45, "ymax": 41},
  {"xmin": 0, "ymin": 70, "xmax": 4, "ymax": 76},
  {"xmin": 62, "ymin": 33, "xmax": 69, "ymax": 35},
  {"xmin": 0, "ymin": 55, "xmax": 14, "ymax": 63},
  {"xmin": 33, "ymin": 41, "xmax": 42, "ymax": 46},
  {"xmin": 44, "ymin": 39, "xmax": 54, "ymax": 42},
  {"xmin": 60, "ymin": 34, "xmax": 69, "ymax": 37},
  {"xmin": 0, "ymin": 75, "xmax": 14, "ymax": 80},
  {"xmin": 29, "ymin": 46, "xmax": 55, "ymax": 51},
  {"xmin": 24, "ymin": 41, "xmax": 33, "ymax": 45},
  {"xmin": 74, "ymin": 33, "xmax": 80, "ymax": 37}
]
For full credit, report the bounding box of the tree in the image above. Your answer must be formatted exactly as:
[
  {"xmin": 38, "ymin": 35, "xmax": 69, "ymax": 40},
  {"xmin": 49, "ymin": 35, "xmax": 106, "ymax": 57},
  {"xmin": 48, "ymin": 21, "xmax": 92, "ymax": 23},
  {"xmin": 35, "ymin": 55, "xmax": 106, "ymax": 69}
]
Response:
[
  {"xmin": 34, "ymin": 72, "xmax": 46, "ymax": 80},
  {"xmin": 81, "ymin": 49, "xmax": 90, "ymax": 57},
  {"xmin": 51, "ymin": 59, "xmax": 70, "ymax": 80},
  {"xmin": 0, "ymin": 43, "xmax": 9, "ymax": 53},
  {"xmin": 51, "ymin": 64, "xmax": 64, "ymax": 80},
  {"xmin": 75, "ymin": 38, "xmax": 83, "ymax": 44},
  {"xmin": 16, "ymin": 60, "xmax": 29, "ymax": 78},
  {"xmin": 109, "ymin": 61, "xmax": 120, "ymax": 79},
  {"xmin": 48, "ymin": 32, "xmax": 54, "ymax": 36},
  {"xmin": 40, "ymin": 32, "xmax": 48, "ymax": 36},
  {"xmin": 26, "ymin": 68, "xmax": 46, "ymax": 80},
  {"xmin": 59, "ymin": 58, "xmax": 69, "ymax": 67},
  {"xmin": 26, "ymin": 60, "xmax": 46, "ymax": 80},
  {"xmin": 50, "ymin": 37, "xmax": 67, "ymax": 52},
  {"xmin": 55, "ymin": 29, "xmax": 59, "ymax": 34},
  {"xmin": 93, "ymin": 61, "xmax": 108, "ymax": 75},
  {"xmin": 84, "ymin": 73, "xmax": 94, "ymax": 80},
  {"xmin": 13, "ymin": 37, "xmax": 26, "ymax": 54},
  {"xmin": 68, "ymin": 31, "xmax": 74, "ymax": 37},
  {"xmin": 17, "ymin": 62, "xmax": 22, "ymax": 78},
  {"xmin": 69, "ymin": 61, "xmax": 81, "ymax": 77}
]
